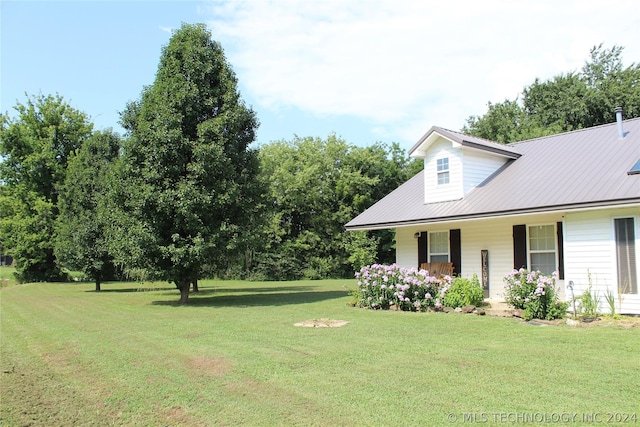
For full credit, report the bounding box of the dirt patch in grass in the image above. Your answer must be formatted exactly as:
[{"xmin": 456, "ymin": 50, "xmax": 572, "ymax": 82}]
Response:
[
  {"xmin": 186, "ymin": 355, "xmax": 232, "ymax": 376},
  {"xmin": 523, "ymin": 316, "xmax": 640, "ymax": 328},
  {"xmin": 160, "ymin": 405, "xmax": 207, "ymax": 426},
  {"xmin": 42, "ymin": 343, "xmax": 81, "ymax": 368},
  {"xmin": 572, "ymin": 316, "xmax": 640, "ymax": 328},
  {"xmin": 0, "ymin": 355, "xmax": 107, "ymax": 426}
]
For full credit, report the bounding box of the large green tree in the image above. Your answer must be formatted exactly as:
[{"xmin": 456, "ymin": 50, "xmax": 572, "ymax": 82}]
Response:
[
  {"xmin": 256, "ymin": 136, "xmax": 420, "ymax": 279},
  {"xmin": 113, "ymin": 23, "xmax": 262, "ymax": 303},
  {"xmin": 55, "ymin": 130, "xmax": 121, "ymax": 291},
  {"xmin": 0, "ymin": 94, "xmax": 93, "ymax": 282},
  {"xmin": 464, "ymin": 45, "xmax": 640, "ymax": 142}
]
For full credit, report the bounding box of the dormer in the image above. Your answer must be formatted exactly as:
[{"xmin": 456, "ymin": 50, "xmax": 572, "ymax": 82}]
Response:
[{"xmin": 409, "ymin": 127, "xmax": 521, "ymax": 204}]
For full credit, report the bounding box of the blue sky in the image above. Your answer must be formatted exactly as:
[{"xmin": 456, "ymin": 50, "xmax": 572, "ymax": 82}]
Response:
[{"xmin": 2, "ymin": 1, "xmax": 639, "ymax": 151}]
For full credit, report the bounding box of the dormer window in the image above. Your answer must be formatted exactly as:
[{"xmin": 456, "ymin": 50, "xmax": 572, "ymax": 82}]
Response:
[{"xmin": 437, "ymin": 157, "xmax": 449, "ymax": 185}]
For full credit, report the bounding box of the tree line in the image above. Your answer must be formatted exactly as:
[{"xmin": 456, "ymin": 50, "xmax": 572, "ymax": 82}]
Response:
[
  {"xmin": 1, "ymin": 22, "xmax": 637, "ymax": 303},
  {"xmin": 0, "ymin": 24, "xmax": 421, "ymax": 302},
  {"xmin": 464, "ymin": 44, "xmax": 640, "ymax": 142}
]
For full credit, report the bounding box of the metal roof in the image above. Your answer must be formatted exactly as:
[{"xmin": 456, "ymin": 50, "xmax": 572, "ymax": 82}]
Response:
[{"xmin": 346, "ymin": 117, "xmax": 640, "ymax": 230}]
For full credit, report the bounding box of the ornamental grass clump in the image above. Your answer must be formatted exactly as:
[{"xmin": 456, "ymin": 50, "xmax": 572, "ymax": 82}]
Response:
[
  {"xmin": 354, "ymin": 264, "xmax": 451, "ymax": 311},
  {"xmin": 503, "ymin": 268, "xmax": 567, "ymax": 320}
]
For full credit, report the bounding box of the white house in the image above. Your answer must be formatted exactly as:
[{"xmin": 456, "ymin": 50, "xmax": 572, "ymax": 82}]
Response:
[{"xmin": 346, "ymin": 110, "xmax": 640, "ymax": 314}]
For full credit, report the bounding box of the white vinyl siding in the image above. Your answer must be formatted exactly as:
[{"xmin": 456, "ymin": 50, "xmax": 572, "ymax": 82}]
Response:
[
  {"xmin": 422, "ymin": 138, "xmax": 510, "ymax": 204},
  {"xmin": 564, "ymin": 208, "xmax": 640, "ymax": 314},
  {"xmin": 423, "ymin": 139, "xmax": 462, "ymax": 203},
  {"xmin": 462, "ymin": 149, "xmax": 509, "ymax": 195},
  {"xmin": 396, "ymin": 227, "xmax": 419, "ymax": 268}
]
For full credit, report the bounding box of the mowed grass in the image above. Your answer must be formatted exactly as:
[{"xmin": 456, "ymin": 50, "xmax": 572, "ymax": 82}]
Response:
[
  {"xmin": 0, "ymin": 266, "xmax": 17, "ymax": 287},
  {"xmin": 1, "ymin": 279, "xmax": 639, "ymax": 426}
]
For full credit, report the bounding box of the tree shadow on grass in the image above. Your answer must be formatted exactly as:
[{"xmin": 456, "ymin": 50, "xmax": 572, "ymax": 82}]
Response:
[
  {"xmin": 151, "ymin": 289, "xmax": 349, "ymax": 307},
  {"xmin": 192, "ymin": 286, "xmax": 312, "ymax": 295},
  {"xmin": 84, "ymin": 285, "xmax": 175, "ymax": 293}
]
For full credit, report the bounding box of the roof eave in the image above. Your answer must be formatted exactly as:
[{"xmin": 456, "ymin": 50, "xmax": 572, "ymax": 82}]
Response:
[
  {"xmin": 345, "ymin": 198, "xmax": 640, "ymax": 231},
  {"xmin": 409, "ymin": 127, "xmax": 521, "ymax": 159},
  {"xmin": 409, "ymin": 126, "xmax": 455, "ymax": 158}
]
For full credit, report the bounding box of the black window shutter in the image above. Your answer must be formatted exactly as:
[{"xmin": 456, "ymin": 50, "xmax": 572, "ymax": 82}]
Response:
[
  {"xmin": 450, "ymin": 229, "xmax": 461, "ymax": 276},
  {"xmin": 513, "ymin": 224, "xmax": 527, "ymax": 270},
  {"xmin": 556, "ymin": 222, "xmax": 564, "ymax": 280},
  {"xmin": 418, "ymin": 232, "xmax": 427, "ymax": 268}
]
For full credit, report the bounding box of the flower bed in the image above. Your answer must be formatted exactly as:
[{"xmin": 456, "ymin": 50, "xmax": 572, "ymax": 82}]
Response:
[{"xmin": 353, "ymin": 264, "xmax": 451, "ymax": 311}]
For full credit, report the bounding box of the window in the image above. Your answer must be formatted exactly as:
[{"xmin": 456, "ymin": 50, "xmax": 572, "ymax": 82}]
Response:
[
  {"xmin": 529, "ymin": 225, "xmax": 556, "ymax": 275},
  {"xmin": 615, "ymin": 218, "xmax": 637, "ymax": 294},
  {"xmin": 437, "ymin": 157, "xmax": 449, "ymax": 185},
  {"xmin": 429, "ymin": 231, "xmax": 449, "ymax": 262}
]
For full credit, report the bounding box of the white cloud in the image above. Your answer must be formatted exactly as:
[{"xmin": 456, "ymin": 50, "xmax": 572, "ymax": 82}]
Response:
[{"xmin": 205, "ymin": 0, "xmax": 640, "ymax": 140}]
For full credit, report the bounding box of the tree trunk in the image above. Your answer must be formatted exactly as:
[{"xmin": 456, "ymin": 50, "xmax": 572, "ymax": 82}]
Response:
[
  {"xmin": 179, "ymin": 280, "xmax": 190, "ymax": 304},
  {"xmin": 191, "ymin": 278, "xmax": 199, "ymax": 293},
  {"xmin": 95, "ymin": 278, "xmax": 101, "ymax": 292}
]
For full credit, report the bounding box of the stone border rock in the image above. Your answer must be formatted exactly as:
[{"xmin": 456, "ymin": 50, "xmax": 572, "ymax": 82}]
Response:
[{"xmin": 294, "ymin": 318, "xmax": 349, "ymax": 328}]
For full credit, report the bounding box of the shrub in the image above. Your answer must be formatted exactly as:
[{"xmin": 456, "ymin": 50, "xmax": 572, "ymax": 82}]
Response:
[
  {"xmin": 354, "ymin": 264, "xmax": 451, "ymax": 311},
  {"xmin": 503, "ymin": 269, "xmax": 566, "ymax": 320},
  {"xmin": 442, "ymin": 275, "xmax": 484, "ymax": 308}
]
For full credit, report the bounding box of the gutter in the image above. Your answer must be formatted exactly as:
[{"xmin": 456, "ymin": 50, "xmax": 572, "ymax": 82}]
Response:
[{"xmin": 344, "ymin": 198, "xmax": 640, "ymax": 231}]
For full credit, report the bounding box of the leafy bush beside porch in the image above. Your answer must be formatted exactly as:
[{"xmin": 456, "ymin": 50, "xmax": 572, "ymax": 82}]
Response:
[{"xmin": 503, "ymin": 268, "xmax": 568, "ymax": 320}]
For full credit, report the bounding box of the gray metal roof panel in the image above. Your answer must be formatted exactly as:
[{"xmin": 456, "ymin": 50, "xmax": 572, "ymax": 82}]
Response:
[{"xmin": 346, "ymin": 117, "xmax": 640, "ymax": 230}]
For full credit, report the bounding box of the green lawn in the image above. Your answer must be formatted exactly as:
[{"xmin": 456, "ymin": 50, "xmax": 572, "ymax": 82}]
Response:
[
  {"xmin": 1, "ymin": 279, "xmax": 639, "ymax": 426},
  {"xmin": 0, "ymin": 266, "xmax": 16, "ymax": 287}
]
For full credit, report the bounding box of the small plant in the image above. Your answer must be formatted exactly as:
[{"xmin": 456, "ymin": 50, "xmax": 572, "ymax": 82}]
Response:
[
  {"xmin": 604, "ymin": 289, "xmax": 616, "ymax": 316},
  {"xmin": 503, "ymin": 269, "xmax": 565, "ymax": 320},
  {"xmin": 442, "ymin": 275, "xmax": 484, "ymax": 308},
  {"xmin": 618, "ymin": 280, "xmax": 628, "ymax": 314},
  {"xmin": 577, "ymin": 286, "xmax": 600, "ymax": 318},
  {"xmin": 345, "ymin": 284, "xmax": 363, "ymax": 307}
]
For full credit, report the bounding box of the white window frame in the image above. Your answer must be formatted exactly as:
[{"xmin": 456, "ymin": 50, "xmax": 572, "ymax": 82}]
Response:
[
  {"xmin": 613, "ymin": 216, "xmax": 638, "ymax": 295},
  {"xmin": 528, "ymin": 224, "xmax": 556, "ymax": 275},
  {"xmin": 437, "ymin": 157, "xmax": 449, "ymax": 185},
  {"xmin": 429, "ymin": 231, "xmax": 449, "ymax": 263}
]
